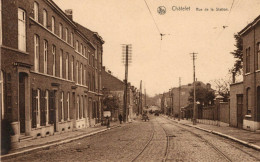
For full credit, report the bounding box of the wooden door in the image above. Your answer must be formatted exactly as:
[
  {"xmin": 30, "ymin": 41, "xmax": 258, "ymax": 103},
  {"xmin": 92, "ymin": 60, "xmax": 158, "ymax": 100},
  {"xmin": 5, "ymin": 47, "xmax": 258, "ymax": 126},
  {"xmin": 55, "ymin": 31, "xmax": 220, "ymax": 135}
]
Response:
[{"xmin": 19, "ymin": 73, "xmax": 25, "ymax": 133}]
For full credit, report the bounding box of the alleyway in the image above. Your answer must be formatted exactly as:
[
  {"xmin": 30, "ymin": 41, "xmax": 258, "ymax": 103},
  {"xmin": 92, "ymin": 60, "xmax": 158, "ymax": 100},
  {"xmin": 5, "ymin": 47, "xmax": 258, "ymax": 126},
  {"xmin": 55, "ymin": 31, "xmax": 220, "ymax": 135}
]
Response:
[{"xmin": 2, "ymin": 115, "xmax": 260, "ymax": 162}]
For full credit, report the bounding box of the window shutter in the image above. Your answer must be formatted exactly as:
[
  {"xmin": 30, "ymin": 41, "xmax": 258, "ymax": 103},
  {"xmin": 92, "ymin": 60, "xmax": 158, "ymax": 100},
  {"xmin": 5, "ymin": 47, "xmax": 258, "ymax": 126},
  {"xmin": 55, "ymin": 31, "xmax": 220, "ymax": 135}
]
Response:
[
  {"xmin": 58, "ymin": 93, "xmax": 62, "ymax": 122},
  {"xmin": 49, "ymin": 91, "xmax": 55, "ymax": 124},
  {"xmin": 32, "ymin": 89, "xmax": 37, "ymax": 128},
  {"xmin": 40, "ymin": 90, "xmax": 46, "ymax": 126}
]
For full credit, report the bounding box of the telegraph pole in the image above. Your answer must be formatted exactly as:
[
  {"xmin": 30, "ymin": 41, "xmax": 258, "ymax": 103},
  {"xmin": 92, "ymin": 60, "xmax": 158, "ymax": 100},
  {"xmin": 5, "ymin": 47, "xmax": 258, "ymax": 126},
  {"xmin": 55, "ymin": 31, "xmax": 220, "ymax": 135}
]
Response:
[
  {"xmin": 190, "ymin": 52, "xmax": 197, "ymax": 125},
  {"xmin": 122, "ymin": 44, "xmax": 132, "ymax": 122},
  {"xmin": 179, "ymin": 77, "xmax": 181, "ymax": 121},
  {"xmin": 140, "ymin": 80, "xmax": 142, "ymax": 115}
]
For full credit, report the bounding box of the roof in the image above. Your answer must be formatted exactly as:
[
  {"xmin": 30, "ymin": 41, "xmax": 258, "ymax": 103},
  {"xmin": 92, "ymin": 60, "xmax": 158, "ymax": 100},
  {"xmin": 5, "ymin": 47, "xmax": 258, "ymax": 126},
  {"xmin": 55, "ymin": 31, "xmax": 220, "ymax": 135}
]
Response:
[{"xmin": 239, "ymin": 15, "xmax": 260, "ymax": 36}]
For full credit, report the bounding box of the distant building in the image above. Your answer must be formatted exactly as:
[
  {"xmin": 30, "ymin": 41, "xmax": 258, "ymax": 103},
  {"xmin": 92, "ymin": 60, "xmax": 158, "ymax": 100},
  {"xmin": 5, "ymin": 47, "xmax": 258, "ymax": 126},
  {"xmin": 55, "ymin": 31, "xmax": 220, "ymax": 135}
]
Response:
[
  {"xmin": 230, "ymin": 15, "xmax": 260, "ymax": 131},
  {"xmin": 101, "ymin": 67, "xmax": 138, "ymax": 121}
]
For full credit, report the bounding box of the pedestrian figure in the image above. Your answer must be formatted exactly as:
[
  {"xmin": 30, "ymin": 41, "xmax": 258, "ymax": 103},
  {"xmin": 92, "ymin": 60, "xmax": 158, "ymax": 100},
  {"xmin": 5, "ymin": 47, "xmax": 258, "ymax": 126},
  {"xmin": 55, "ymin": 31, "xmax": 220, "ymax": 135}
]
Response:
[
  {"xmin": 1, "ymin": 118, "xmax": 14, "ymax": 155},
  {"xmin": 118, "ymin": 114, "xmax": 123, "ymax": 124},
  {"xmin": 105, "ymin": 116, "xmax": 110, "ymax": 128}
]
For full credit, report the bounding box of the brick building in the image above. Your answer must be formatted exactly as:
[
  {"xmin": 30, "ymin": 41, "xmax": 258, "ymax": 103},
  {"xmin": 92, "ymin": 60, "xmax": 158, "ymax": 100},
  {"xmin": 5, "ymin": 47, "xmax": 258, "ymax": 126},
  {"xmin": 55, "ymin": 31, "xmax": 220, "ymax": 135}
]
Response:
[
  {"xmin": 230, "ymin": 15, "xmax": 260, "ymax": 131},
  {"xmin": 101, "ymin": 67, "xmax": 138, "ymax": 121},
  {"xmin": 1, "ymin": 0, "xmax": 104, "ymax": 141}
]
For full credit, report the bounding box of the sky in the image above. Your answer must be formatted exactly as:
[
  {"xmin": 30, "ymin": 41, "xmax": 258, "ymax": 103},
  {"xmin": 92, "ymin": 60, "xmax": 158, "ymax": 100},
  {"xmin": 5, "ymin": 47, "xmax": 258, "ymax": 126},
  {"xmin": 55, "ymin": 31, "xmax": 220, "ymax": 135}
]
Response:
[{"xmin": 54, "ymin": 0, "xmax": 260, "ymax": 96}]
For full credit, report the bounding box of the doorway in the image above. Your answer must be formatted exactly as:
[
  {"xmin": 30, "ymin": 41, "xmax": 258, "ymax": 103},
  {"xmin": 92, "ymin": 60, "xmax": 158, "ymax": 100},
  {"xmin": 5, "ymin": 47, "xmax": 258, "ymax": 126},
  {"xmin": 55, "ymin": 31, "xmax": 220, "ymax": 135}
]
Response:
[
  {"xmin": 237, "ymin": 94, "xmax": 243, "ymax": 128},
  {"xmin": 19, "ymin": 73, "xmax": 27, "ymax": 133}
]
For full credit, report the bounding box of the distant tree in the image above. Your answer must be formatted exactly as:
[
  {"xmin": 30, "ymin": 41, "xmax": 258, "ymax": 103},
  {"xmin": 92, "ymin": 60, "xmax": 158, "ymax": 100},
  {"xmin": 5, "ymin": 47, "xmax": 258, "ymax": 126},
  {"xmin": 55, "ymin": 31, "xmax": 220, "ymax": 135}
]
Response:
[
  {"xmin": 230, "ymin": 33, "xmax": 243, "ymax": 75},
  {"xmin": 188, "ymin": 84, "xmax": 215, "ymax": 106},
  {"xmin": 211, "ymin": 77, "xmax": 231, "ymax": 102}
]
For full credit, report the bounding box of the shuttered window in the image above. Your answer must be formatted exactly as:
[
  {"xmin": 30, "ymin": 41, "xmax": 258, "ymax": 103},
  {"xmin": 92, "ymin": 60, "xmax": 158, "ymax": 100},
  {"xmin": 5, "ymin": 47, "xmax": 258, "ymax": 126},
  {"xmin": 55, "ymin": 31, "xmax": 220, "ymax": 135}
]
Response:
[
  {"xmin": 34, "ymin": 2, "xmax": 39, "ymax": 22},
  {"xmin": 43, "ymin": 9, "xmax": 47, "ymax": 27}
]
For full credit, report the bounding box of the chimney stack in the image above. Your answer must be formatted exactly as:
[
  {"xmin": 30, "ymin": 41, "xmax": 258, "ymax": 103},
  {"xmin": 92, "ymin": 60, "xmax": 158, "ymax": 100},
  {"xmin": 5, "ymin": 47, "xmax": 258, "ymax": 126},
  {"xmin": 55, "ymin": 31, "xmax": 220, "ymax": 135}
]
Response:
[{"xmin": 65, "ymin": 9, "xmax": 73, "ymax": 20}]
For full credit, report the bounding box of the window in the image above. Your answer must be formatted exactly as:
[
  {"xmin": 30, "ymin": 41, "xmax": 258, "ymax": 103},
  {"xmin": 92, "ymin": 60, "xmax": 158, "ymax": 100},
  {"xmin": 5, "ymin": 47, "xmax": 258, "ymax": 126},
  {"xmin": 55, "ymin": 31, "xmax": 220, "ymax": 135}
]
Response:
[
  {"xmin": 67, "ymin": 92, "xmax": 70, "ymax": 120},
  {"xmin": 70, "ymin": 33, "xmax": 73, "ymax": 46},
  {"xmin": 51, "ymin": 16, "xmax": 55, "ymax": 33},
  {"xmin": 18, "ymin": 8, "xmax": 26, "ymax": 51},
  {"xmin": 45, "ymin": 90, "xmax": 49, "ymax": 125},
  {"xmin": 36, "ymin": 89, "xmax": 40, "ymax": 127},
  {"xmin": 84, "ymin": 47, "xmax": 86, "ymax": 57},
  {"xmin": 61, "ymin": 92, "xmax": 64, "ymax": 121},
  {"xmin": 34, "ymin": 2, "xmax": 39, "ymax": 22},
  {"xmin": 76, "ymin": 61, "xmax": 78, "ymax": 84},
  {"xmin": 84, "ymin": 69, "xmax": 86, "ymax": 85},
  {"xmin": 71, "ymin": 56, "xmax": 74, "ymax": 81},
  {"xmin": 80, "ymin": 43, "xmax": 83, "ymax": 54},
  {"xmin": 66, "ymin": 53, "xmax": 69, "ymax": 80},
  {"xmin": 257, "ymin": 43, "xmax": 260, "ymax": 70},
  {"xmin": 65, "ymin": 28, "xmax": 68, "ymax": 43},
  {"xmin": 88, "ymin": 73, "xmax": 91, "ymax": 89},
  {"xmin": 52, "ymin": 45, "xmax": 56, "ymax": 76},
  {"xmin": 76, "ymin": 41, "xmax": 79, "ymax": 52},
  {"xmin": 77, "ymin": 96, "xmax": 80, "ymax": 119},
  {"xmin": 59, "ymin": 23, "xmax": 63, "ymax": 38},
  {"xmin": 34, "ymin": 35, "xmax": 39, "ymax": 72},
  {"xmin": 88, "ymin": 51, "xmax": 91, "ymax": 65},
  {"xmin": 80, "ymin": 64, "xmax": 83, "ymax": 84},
  {"xmin": 246, "ymin": 47, "xmax": 250, "ymax": 73},
  {"xmin": 81, "ymin": 95, "xmax": 84, "ymax": 119},
  {"xmin": 60, "ymin": 49, "xmax": 63, "ymax": 78},
  {"xmin": 43, "ymin": 9, "xmax": 47, "ymax": 27},
  {"xmin": 246, "ymin": 88, "xmax": 252, "ymax": 115},
  {"xmin": 43, "ymin": 40, "xmax": 48, "ymax": 74}
]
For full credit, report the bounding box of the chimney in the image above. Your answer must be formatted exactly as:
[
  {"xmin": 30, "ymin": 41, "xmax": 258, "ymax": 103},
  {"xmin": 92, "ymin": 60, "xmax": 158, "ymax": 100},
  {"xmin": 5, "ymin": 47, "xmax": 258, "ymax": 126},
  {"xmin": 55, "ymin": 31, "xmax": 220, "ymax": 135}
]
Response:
[{"xmin": 65, "ymin": 9, "xmax": 73, "ymax": 20}]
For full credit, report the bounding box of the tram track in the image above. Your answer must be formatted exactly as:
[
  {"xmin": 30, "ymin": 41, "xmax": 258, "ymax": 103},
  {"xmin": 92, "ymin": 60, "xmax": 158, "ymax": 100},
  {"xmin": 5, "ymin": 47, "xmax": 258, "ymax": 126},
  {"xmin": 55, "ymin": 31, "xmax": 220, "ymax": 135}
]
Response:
[
  {"xmin": 164, "ymin": 117, "xmax": 260, "ymax": 162},
  {"xmin": 131, "ymin": 121, "xmax": 155, "ymax": 162}
]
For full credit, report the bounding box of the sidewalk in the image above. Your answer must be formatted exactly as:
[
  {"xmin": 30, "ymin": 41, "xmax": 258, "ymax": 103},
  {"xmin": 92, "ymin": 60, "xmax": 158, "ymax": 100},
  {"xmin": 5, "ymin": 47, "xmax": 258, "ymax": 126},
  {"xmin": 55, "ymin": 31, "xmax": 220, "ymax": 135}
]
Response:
[
  {"xmin": 1, "ymin": 121, "xmax": 123, "ymax": 159},
  {"xmin": 164, "ymin": 116, "xmax": 260, "ymax": 151}
]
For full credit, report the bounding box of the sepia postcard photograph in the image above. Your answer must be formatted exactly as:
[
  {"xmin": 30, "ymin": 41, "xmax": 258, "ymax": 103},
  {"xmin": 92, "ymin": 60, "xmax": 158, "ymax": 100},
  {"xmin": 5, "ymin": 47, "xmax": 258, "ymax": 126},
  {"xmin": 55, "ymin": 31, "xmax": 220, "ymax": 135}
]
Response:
[{"xmin": 0, "ymin": 0, "xmax": 260, "ymax": 161}]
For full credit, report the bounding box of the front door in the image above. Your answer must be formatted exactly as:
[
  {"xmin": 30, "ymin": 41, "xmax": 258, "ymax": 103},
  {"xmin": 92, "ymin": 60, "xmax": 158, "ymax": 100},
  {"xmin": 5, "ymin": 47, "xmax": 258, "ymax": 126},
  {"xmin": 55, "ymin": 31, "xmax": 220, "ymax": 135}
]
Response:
[
  {"xmin": 19, "ymin": 73, "xmax": 26, "ymax": 133},
  {"xmin": 237, "ymin": 94, "xmax": 243, "ymax": 128}
]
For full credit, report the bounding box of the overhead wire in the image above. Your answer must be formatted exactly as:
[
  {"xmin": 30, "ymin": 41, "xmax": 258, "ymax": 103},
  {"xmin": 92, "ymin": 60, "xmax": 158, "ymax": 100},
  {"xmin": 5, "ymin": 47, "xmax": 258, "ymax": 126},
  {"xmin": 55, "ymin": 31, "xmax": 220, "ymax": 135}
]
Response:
[{"xmin": 143, "ymin": 0, "xmax": 161, "ymax": 34}]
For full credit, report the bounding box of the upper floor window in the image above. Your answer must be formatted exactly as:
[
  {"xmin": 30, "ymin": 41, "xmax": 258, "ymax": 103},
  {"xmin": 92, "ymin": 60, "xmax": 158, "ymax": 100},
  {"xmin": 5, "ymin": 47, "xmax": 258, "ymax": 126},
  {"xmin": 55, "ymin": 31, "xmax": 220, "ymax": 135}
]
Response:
[
  {"xmin": 43, "ymin": 9, "xmax": 47, "ymax": 27},
  {"xmin": 51, "ymin": 17, "xmax": 55, "ymax": 33},
  {"xmin": 65, "ymin": 28, "xmax": 68, "ymax": 42},
  {"xmin": 257, "ymin": 43, "xmax": 260, "ymax": 70},
  {"xmin": 60, "ymin": 49, "xmax": 63, "ymax": 78},
  {"xmin": 52, "ymin": 45, "xmax": 56, "ymax": 76},
  {"xmin": 76, "ymin": 61, "xmax": 79, "ymax": 84},
  {"xmin": 34, "ymin": 2, "xmax": 39, "ymax": 22},
  {"xmin": 71, "ymin": 56, "xmax": 74, "ymax": 81},
  {"xmin": 246, "ymin": 47, "xmax": 250, "ymax": 73},
  {"xmin": 76, "ymin": 41, "xmax": 79, "ymax": 52},
  {"xmin": 66, "ymin": 53, "xmax": 69, "ymax": 80},
  {"xmin": 83, "ymin": 47, "xmax": 86, "ymax": 57},
  {"xmin": 18, "ymin": 8, "xmax": 26, "ymax": 51},
  {"xmin": 43, "ymin": 40, "xmax": 48, "ymax": 74},
  {"xmin": 59, "ymin": 23, "xmax": 63, "ymax": 38},
  {"xmin": 34, "ymin": 35, "xmax": 39, "ymax": 72},
  {"xmin": 80, "ymin": 44, "xmax": 83, "ymax": 54},
  {"xmin": 70, "ymin": 33, "xmax": 73, "ymax": 46},
  {"xmin": 80, "ymin": 63, "xmax": 83, "ymax": 84}
]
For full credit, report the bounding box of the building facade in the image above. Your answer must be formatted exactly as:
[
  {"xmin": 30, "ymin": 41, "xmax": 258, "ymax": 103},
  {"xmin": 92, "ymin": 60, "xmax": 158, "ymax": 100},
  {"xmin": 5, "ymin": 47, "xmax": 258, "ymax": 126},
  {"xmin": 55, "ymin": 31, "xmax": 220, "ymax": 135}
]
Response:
[
  {"xmin": 237, "ymin": 15, "xmax": 260, "ymax": 131},
  {"xmin": 1, "ymin": 0, "xmax": 104, "ymax": 141}
]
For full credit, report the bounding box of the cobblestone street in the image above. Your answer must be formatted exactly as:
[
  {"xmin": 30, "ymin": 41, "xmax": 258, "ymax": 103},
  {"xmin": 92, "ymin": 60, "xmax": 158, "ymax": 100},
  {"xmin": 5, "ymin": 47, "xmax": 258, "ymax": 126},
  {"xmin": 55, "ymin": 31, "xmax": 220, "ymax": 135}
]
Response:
[{"xmin": 2, "ymin": 116, "xmax": 260, "ymax": 162}]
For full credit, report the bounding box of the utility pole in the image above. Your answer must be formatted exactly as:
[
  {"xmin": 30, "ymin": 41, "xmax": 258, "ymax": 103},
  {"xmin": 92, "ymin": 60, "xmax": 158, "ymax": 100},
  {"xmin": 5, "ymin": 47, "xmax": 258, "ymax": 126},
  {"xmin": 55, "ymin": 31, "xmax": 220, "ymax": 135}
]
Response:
[
  {"xmin": 139, "ymin": 80, "xmax": 142, "ymax": 115},
  {"xmin": 144, "ymin": 88, "xmax": 146, "ymax": 108},
  {"xmin": 122, "ymin": 44, "xmax": 132, "ymax": 122},
  {"xmin": 179, "ymin": 77, "xmax": 181, "ymax": 121},
  {"xmin": 190, "ymin": 52, "xmax": 197, "ymax": 125}
]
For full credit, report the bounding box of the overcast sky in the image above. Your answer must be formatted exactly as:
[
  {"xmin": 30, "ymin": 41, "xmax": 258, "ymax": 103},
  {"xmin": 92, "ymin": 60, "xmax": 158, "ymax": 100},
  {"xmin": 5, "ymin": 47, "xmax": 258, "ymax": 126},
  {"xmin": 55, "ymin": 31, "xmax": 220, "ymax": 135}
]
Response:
[{"xmin": 54, "ymin": 0, "xmax": 260, "ymax": 96}]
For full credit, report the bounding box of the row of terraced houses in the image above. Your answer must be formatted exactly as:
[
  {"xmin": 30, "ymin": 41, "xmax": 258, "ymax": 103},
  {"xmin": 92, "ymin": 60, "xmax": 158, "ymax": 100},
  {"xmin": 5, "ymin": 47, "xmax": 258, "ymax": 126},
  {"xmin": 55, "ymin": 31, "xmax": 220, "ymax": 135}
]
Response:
[{"xmin": 0, "ymin": 0, "xmax": 116, "ymax": 142}]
